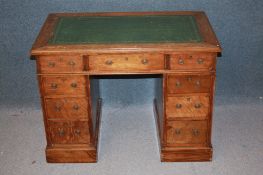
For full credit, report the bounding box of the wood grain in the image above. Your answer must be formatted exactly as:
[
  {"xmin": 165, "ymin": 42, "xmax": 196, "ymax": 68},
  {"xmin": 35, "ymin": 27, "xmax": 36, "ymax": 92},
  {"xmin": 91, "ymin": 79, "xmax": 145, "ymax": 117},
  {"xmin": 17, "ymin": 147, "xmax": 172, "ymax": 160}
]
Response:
[
  {"xmin": 89, "ymin": 54, "xmax": 164, "ymax": 71},
  {"xmin": 41, "ymin": 75, "xmax": 87, "ymax": 96},
  {"xmin": 169, "ymin": 53, "xmax": 216, "ymax": 71},
  {"xmin": 166, "ymin": 94, "xmax": 210, "ymax": 119},
  {"xmin": 167, "ymin": 74, "xmax": 212, "ymax": 94},
  {"xmin": 48, "ymin": 121, "xmax": 90, "ymax": 144},
  {"xmin": 48, "ymin": 121, "xmax": 72, "ymax": 144},
  {"xmin": 71, "ymin": 121, "xmax": 91, "ymax": 144},
  {"xmin": 161, "ymin": 147, "xmax": 212, "ymax": 162},
  {"xmin": 46, "ymin": 146, "xmax": 97, "ymax": 163},
  {"xmin": 38, "ymin": 55, "xmax": 85, "ymax": 73},
  {"xmin": 45, "ymin": 97, "xmax": 89, "ymax": 119},
  {"xmin": 166, "ymin": 120, "xmax": 208, "ymax": 146}
]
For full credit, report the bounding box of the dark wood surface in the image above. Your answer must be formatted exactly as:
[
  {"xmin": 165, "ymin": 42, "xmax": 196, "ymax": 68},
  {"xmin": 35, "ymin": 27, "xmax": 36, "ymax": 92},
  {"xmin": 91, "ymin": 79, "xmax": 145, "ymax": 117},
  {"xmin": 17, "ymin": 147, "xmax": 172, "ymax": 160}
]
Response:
[{"xmin": 31, "ymin": 11, "xmax": 220, "ymax": 163}]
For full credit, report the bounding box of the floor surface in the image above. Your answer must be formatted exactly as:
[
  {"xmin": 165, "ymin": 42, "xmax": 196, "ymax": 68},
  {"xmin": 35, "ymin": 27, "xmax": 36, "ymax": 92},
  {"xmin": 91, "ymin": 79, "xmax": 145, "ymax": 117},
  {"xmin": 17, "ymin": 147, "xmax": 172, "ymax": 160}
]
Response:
[{"xmin": 0, "ymin": 97, "xmax": 262, "ymax": 175}]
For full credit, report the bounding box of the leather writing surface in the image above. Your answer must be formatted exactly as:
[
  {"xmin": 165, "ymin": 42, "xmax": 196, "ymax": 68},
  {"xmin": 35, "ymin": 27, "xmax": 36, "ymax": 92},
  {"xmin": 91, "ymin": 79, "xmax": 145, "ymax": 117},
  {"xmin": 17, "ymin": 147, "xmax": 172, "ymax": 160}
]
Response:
[{"xmin": 49, "ymin": 15, "xmax": 202, "ymax": 44}]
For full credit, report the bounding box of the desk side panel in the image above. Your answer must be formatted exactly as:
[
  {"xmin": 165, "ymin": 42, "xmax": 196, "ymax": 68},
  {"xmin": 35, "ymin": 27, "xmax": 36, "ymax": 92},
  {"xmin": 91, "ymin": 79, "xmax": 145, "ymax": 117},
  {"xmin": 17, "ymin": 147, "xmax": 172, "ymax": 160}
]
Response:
[
  {"xmin": 154, "ymin": 75, "xmax": 164, "ymax": 146},
  {"xmin": 89, "ymin": 76, "xmax": 101, "ymax": 141}
]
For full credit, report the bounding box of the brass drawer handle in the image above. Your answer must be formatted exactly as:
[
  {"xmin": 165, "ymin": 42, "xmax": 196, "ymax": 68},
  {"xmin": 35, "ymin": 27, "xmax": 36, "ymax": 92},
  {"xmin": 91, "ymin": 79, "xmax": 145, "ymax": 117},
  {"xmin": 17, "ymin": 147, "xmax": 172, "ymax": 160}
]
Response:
[
  {"xmin": 71, "ymin": 83, "xmax": 77, "ymax": 88},
  {"xmin": 178, "ymin": 58, "xmax": 184, "ymax": 65},
  {"xmin": 175, "ymin": 129, "xmax": 181, "ymax": 135},
  {"xmin": 141, "ymin": 58, "xmax": 149, "ymax": 65},
  {"xmin": 48, "ymin": 62, "xmax": 55, "ymax": 67},
  {"xmin": 197, "ymin": 58, "xmax": 204, "ymax": 64},
  {"xmin": 68, "ymin": 60, "xmax": 76, "ymax": 66},
  {"xmin": 74, "ymin": 129, "xmax": 81, "ymax": 135},
  {"xmin": 194, "ymin": 103, "xmax": 202, "ymax": 109},
  {"xmin": 55, "ymin": 103, "xmax": 62, "ymax": 111},
  {"xmin": 50, "ymin": 83, "xmax": 57, "ymax": 89},
  {"xmin": 58, "ymin": 128, "xmax": 65, "ymax": 137},
  {"xmin": 192, "ymin": 129, "xmax": 200, "ymax": 136},
  {"xmin": 73, "ymin": 104, "xmax": 79, "ymax": 110},
  {"xmin": 196, "ymin": 80, "xmax": 201, "ymax": 86},
  {"xmin": 176, "ymin": 81, "xmax": 181, "ymax": 87},
  {"xmin": 105, "ymin": 60, "xmax": 113, "ymax": 65},
  {"xmin": 176, "ymin": 104, "xmax": 182, "ymax": 109}
]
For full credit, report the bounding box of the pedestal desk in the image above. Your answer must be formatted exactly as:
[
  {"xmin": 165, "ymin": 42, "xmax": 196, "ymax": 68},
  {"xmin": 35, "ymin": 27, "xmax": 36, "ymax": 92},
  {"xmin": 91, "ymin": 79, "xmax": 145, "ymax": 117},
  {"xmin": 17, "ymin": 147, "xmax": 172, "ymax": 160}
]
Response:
[{"xmin": 30, "ymin": 11, "xmax": 221, "ymax": 163}]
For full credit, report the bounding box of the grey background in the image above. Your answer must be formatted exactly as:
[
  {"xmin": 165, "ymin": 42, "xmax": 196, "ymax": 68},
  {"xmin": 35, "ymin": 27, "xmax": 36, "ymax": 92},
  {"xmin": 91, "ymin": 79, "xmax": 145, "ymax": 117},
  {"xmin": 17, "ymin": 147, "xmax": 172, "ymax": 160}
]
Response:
[{"xmin": 0, "ymin": 0, "xmax": 262, "ymax": 107}]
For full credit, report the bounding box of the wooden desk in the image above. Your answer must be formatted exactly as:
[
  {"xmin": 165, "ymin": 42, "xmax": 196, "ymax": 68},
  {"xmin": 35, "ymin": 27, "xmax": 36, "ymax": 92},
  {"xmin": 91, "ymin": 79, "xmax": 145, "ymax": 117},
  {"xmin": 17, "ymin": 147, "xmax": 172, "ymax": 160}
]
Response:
[{"xmin": 30, "ymin": 11, "xmax": 221, "ymax": 163}]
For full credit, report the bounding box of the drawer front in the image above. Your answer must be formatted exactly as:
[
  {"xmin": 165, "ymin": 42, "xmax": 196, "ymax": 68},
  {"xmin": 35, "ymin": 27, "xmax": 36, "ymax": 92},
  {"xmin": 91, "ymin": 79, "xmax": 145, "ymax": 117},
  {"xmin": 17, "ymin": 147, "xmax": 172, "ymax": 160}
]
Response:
[
  {"xmin": 166, "ymin": 95, "xmax": 209, "ymax": 119},
  {"xmin": 170, "ymin": 53, "xmax": 215, "ymax": 70},
  {"xmin": 42, "ymin": 76, "xmax": 87, "ymax": 96},
  {"xmin": 167, "ymin": 120, "xmax": 208, "ymax": 146},
  {"xmin": 38, "ymin": 56, "xmax": 84, "ymax": 73},
  {"xmin": 89, "ymin": 54, "xmax": 164, "ymax": 71},
  {"xmin": 45, "ymin": 98, "xmax": 89, "ymax": 119},
  {"xmin": 48, "ymin": 121, "xmax": 90, "ymax": 144},
  {"xmin": 167, "ymin": 74, "xmax": 212, "ymax": 94},
  {"xmin": 49, "ymin": 121, "xmax": 72, "ymax": 144}
]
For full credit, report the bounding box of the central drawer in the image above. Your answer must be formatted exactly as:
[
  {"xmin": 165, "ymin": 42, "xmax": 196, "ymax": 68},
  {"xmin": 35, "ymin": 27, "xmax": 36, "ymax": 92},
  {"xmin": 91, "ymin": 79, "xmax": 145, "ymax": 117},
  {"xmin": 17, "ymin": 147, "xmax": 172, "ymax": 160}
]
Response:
[{"xmin": 88, "ymin": 54, "xmax": 164, "ymax": 71}]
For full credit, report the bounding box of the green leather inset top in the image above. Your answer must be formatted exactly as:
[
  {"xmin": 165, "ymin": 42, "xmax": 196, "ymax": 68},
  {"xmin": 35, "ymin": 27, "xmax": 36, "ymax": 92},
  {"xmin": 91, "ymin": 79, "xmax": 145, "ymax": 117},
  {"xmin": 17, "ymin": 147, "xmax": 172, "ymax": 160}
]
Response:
[{"xmin": 48, "ymin": 15, "xmax": 202, "ymax": 44}]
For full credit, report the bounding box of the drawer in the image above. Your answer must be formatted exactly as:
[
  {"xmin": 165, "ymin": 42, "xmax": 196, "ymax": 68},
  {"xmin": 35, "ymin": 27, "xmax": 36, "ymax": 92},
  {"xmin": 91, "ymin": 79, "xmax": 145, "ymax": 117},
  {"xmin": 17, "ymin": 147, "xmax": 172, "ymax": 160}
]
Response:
[
  {"xmin": 169, "ymin": 53, "xmax": 215, "ymax": 70},
  {"xmin": 166, "ymin": 120, "xmax": 208, "ymax": 146},
  {"xmin": 45, "ymin": 98, "xmax": 89, "ymax": 119},
  {"xmin": 167, "ymin": 74, "xmax": 212, "ymax": 94},
  {"xmin": 89, "ymin": 54, "xmax": 164, "ymax": 71},
  {"xmin": 166, "ymin": 95, "xmax": 209, "ymax": 119},
  {"xmin": 38, "ymin": 55, "xmax": 84, "ymax": 73},
  {"xmin": 48, "ymin": 121, "xmax": 90, "ymax": 144},
  {"xmin": 41, "ymin": 76, "xmax": 87, "ymax": 96}
]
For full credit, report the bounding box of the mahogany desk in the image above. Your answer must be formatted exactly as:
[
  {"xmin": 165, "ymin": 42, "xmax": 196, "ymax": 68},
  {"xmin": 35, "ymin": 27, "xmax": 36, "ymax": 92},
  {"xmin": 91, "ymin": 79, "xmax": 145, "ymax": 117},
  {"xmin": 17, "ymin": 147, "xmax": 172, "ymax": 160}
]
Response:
[{"xmin": 30, "ymin": 11, "xmax": 221, "ymax": 163}]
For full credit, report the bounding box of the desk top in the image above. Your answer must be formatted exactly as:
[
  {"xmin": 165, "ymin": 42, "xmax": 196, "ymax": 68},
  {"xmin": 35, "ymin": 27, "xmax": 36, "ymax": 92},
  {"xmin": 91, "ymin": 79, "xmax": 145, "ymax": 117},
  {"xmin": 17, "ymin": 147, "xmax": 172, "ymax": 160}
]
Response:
[
  {"xmin": 49, "ymin": 15, "xmax": 202, "ymax": 44},
  {"xmin": 31, "ymin": 11, "xmax": 221, "ymax": 55}
]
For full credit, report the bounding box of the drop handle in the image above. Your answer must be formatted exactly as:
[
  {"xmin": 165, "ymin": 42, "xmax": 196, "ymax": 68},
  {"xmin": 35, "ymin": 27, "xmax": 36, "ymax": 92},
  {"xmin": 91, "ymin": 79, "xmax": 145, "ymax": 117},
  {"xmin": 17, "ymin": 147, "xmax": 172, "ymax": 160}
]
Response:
[
  {"xmin": 105, "ymin": 60, "xmax": 113, "ymax": 65},
  {"xmin": 194, "ymin": 103, "xmax": 202, "ymax": 109},
  {"xmin": 48, "ymin": 62, "xmax": 55, "ymax": 67},
  {"xmin": 175, "ymin": 129, "xmax": 181, "ymax": 135},
  {"xmin": 192, "ymin": 129, "xmax": 200, "ymax": 136},
  {"xmin": 196, "ymin": 80, "xmax": 201, "ymax": 86},
  {"xmin": 68, "ymin": 60, "xmax": 76, "ymax": 66},
  {"xmin": 55, "ymin": 103, "xmax": 62, "ymax": 111},
  {"xmin": 50, "ymin": 83, "xmax": 57, "ymax": 89},
  {"xmin": 197, "ymin": 58, "xmax": 204, "ymax": 64},
  {"xmin": 71, "ymin": 83, "xmax": 77, "ymax": 88},
  {"xmin": 178, "ymin": 58, "xmax": 184, "ymax": 65},
  {"xmin": 58, "ymin": 129, "xmax": 65, "ymax": 137},
  {"xmin": 176, "ymin": 104, "xmax": 182, "ymax": 109},
  {"xmin": 74, "ymin": 129, "xmax": 81, "ymax": 135},
  {"xmin": 141, "ymin": 58, "xmax": 149, "ymax": 65},
  {"xmin": 176, "ymin": 81, "xmax": 181, "ymax": 87},
  {"xmin": 73, "ymin": 104, "xmax": 79, "ymax": 110}
]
